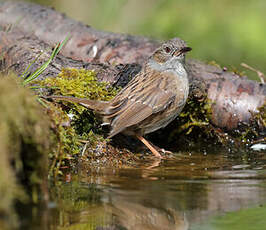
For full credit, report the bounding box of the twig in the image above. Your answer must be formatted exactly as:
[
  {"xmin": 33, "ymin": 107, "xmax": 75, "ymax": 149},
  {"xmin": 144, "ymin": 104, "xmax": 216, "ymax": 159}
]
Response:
[{"xmin": 241, "ymin": 63, "xmax": 265, "ymax": 84}]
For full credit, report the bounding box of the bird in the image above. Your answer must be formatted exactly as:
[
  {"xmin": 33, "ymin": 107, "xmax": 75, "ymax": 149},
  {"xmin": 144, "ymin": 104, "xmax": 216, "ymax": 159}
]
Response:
[{"xmin": 45, "ymin": 38, "xmax": 191, "ymax": 158}]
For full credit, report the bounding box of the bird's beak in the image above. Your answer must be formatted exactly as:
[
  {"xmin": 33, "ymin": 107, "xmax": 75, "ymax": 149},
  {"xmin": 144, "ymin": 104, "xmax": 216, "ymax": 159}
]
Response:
[{"xmin": 173, "ymin": 47, "xmax": 192, "ymax": 56}]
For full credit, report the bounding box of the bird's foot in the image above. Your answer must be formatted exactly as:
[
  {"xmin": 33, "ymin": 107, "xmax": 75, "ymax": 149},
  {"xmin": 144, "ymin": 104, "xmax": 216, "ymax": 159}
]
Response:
[
  {"xmin": 136, "ymin": 135, "xmax": 163, "ymax": 158},
  {"xmin": 150, "ymin": 143, "xmax": 173, "ymax": 157}
]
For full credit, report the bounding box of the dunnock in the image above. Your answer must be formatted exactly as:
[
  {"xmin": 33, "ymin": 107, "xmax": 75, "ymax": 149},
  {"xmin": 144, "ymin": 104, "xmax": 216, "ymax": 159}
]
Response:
[{"xmin": 46, "ymin": 38, "xmax": 191, "ymax": 158}]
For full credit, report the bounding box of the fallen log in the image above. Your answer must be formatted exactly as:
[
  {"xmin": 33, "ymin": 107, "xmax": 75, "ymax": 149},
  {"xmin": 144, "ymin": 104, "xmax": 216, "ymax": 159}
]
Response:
[{"xmin": 0, "ymin": 1, "xmax": 157, "ymax": 64}]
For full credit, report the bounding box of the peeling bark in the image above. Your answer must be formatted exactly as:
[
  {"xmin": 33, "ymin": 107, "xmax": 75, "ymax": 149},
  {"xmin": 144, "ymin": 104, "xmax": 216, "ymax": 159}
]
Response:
[{"xmin": 0, "ymin": 1, "xmax": 265, "ymax": 132}]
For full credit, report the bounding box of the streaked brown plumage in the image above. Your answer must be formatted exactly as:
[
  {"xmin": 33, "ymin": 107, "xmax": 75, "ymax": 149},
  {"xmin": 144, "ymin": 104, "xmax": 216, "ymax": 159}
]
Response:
[{"xmin": 46, "ymin": 38, "xmax": 191, "ymax": 158}]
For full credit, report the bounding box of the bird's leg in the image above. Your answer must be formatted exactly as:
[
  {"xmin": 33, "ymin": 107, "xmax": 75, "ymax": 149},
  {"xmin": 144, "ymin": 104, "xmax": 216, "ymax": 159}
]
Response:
[
  {"xmin": 136, "ymin": 135, "xmax": 163, "ymax": 158},
  {"xmin": 149, "ymin": 142, "xmax": 173, "ymax": 155}
]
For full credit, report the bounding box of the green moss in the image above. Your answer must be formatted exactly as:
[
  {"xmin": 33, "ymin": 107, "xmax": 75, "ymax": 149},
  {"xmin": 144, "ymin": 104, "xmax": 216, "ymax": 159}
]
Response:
[
  {"xmin": 40, "ymin": 68, "xmax": 117, "ymax": 101},
  {"xmin": 36, "ymin": 68, "xmax": 119, "ymax": 175},
  {"xmin": 166, "ymin": 80, "xmax": 213, "ymax": 143},
  {"xmin": 177, "ymin": 97, "xmax": 212, "ymax": 135},
  {"xmin": 254, "ymin": 101, "xmax": 266, "ymax": 128},
  {"xmin": 45, "ymin": 103, "xmax": 81, "ymax": 175},
  {"xmin": 231, "ymin": 101, "xmax": 266, "ymax": 145}
]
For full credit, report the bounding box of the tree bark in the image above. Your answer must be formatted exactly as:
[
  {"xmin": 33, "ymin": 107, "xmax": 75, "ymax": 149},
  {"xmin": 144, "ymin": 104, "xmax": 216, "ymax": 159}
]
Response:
[{"xmin": 0, "ymin": 1, "xmax": 265, "ymax": 132}]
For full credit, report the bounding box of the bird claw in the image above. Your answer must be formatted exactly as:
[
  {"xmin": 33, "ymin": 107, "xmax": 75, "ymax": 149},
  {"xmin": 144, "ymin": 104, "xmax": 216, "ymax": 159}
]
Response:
[{"xmin": 159, "ymin": 148, "xmax": 173, "ymax": 155}]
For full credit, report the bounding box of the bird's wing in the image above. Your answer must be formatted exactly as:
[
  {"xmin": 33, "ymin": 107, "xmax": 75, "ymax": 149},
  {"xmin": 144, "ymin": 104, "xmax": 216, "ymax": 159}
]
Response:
[{"xmin": 107, "ymin": 70, "xmax": 177, "ymax": 137}]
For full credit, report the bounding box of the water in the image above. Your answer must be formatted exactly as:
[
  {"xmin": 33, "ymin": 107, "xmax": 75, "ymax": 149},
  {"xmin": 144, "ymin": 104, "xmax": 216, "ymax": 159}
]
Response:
[{"xmin": 23, "ymin": 149, "xmax": 266, "ymax": 230}]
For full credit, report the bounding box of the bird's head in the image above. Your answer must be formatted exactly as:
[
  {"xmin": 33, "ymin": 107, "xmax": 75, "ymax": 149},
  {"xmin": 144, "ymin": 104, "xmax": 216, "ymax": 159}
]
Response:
[{"xmin": 151, "ymin": 38, "xmax": 192, "ymax": 64}]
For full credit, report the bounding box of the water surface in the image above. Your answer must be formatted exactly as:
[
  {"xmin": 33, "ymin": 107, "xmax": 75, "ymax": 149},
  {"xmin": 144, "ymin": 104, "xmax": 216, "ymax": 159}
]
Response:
[{"xmin": 25, "ymin": 149, "xmax": 266, "ymax": 230}]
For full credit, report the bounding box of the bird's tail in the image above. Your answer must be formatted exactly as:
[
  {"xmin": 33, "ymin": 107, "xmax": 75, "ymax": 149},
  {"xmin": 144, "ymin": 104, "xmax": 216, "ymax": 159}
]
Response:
[{"xmin": 44, "ymin": 95, "xmax": 108, "ymax": 113}]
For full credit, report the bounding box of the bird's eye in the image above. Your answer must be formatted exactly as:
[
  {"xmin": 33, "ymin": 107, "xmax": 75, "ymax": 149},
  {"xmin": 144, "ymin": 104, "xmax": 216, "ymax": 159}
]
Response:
[{"xmin": 164, "ymin": 46, "xmax": 171, "ymax": 53}]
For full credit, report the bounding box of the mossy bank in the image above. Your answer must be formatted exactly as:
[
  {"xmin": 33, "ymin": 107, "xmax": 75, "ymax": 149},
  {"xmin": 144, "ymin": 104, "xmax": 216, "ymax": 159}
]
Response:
[{"xmin": 0, "ymin": 73, "xmax": 51, "ymax": 229}]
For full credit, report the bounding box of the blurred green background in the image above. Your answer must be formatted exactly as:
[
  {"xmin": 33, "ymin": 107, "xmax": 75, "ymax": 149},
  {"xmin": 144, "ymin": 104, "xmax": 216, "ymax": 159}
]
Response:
[{"xmin": 20, "ymin": 0, "xmax": 266, "ymax": 80}]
